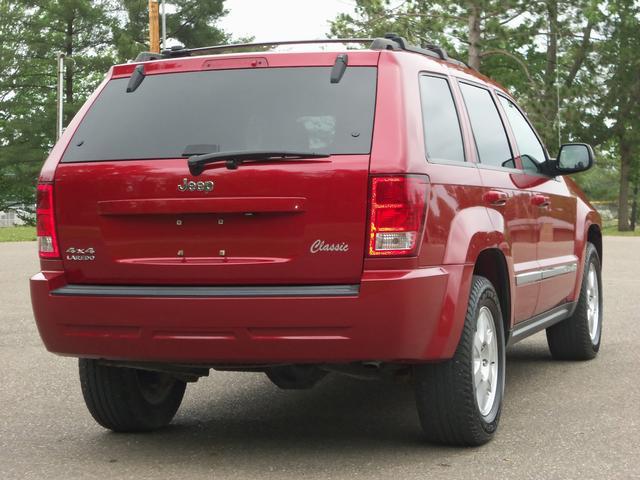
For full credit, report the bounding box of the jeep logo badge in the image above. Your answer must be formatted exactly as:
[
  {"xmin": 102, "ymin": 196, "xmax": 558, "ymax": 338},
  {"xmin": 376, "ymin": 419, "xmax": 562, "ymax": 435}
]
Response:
[{"xmin": 178, "ymin": 178, "xmax": 214, "ymax": 192}]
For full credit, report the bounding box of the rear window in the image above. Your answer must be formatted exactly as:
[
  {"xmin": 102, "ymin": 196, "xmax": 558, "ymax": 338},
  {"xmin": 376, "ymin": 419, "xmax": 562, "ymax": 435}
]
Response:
[
  {"xmin": 62, "ymin": 66, "xmax": 377, "ymax": 163},
  {"xmin": 419, "ymin": 75, "xmax": 465, "ymax": 163}
]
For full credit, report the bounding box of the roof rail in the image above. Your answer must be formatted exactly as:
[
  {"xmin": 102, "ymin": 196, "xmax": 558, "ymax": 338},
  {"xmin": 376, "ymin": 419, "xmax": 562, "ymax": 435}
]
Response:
[
  {"xmin": 377, "ymin": 33, "xmax": 470, "ymax": 69},
  {"xmin": 159, "ymin": 38, "xmax": 374, "ymax": 58},
  {"xmin": 134, "ymin": 34, "xmax": 470, "ymax": 69}
]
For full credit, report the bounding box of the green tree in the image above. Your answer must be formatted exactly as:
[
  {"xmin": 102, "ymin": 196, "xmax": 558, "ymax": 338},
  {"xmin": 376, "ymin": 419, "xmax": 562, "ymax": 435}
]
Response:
[
  {"xmin": 0, "ymin": 0, "xmax": 230, "ymax": 214},
  {"xmin": 330, "ymin": 0, "xmax": 602, "ymax": 154},
  {"xmin": 0, "ymin": 1, "xmax": 34, "ymax": 213},
  {"xmin": 590, "ymin": 1, "xmax": 640, "ymax": 230},
  {"xmin": 0, "ymin": 0, "xmax": 115, "ymax": 214},
  {"xmin": 111, "ymin": 0, "xmax": 229, "ymax": 61}
]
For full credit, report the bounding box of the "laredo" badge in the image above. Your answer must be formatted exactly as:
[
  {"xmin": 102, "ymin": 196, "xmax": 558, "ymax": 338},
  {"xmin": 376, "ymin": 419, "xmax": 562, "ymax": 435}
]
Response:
[{"xmin": 65, "ymin": 247, "xmax": 96, "ymax": 261}]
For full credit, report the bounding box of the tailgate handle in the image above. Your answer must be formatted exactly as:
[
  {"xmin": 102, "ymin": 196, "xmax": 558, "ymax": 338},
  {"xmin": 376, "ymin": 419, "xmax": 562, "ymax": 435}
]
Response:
[{"xmin": 98, "ymin": 197, "xmax": 306, "ymax": 215}]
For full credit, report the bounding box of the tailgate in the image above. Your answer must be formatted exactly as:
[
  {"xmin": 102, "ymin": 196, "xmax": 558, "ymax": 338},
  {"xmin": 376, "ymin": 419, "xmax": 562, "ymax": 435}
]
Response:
[
  {"xmin": 55, "ymin": 157, "xmax": 369, "ymax": 285},
  {"xmin": 53, "ymin": 63, "xmax": 377, "ymax": 286}
]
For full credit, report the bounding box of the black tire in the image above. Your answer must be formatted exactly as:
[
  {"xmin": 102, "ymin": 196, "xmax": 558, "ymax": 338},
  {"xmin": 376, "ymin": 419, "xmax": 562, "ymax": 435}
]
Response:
[
  {"xmin": 265, "ymin": 365, "xmax": 328, "ymax": 390},
  {"xmin": 79, "ymin": 359, "xmax": 186, "ymax": 432},
  {"xmin": 414, "ymin": 275, "xmax": 506, "ymax": 446},
  {"xmin": 546, "ymin": 242, "xmax": 602, "ymax": 360}
]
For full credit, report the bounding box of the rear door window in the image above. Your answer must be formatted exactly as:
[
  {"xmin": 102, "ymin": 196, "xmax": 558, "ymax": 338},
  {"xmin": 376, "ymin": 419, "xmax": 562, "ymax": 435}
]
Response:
[
  {"xmin": 498, "ymin": 96, "xmax": 547, "ymax": 174},
  {"xmin": 419, "ymin": 75, "xmax": 465, "ymax": 163},
  {"xmin": 62, "ymin": 67, "xmax": 377, "ymax": 163},
  {"xmin": 459, "ymin": 83, "xmax": 513, "ymax": 169}
]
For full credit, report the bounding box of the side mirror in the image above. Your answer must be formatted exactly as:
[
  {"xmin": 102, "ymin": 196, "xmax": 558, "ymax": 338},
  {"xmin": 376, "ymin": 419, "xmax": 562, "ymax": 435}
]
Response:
[{"xmin": 555, "ymin": 143, "xmax": 594, "ymax": 174}]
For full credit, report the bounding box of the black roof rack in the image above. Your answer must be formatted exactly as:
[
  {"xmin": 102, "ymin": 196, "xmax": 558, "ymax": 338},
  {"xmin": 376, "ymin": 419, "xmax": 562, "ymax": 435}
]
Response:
[
  {"xmin": 376, "ymin": 33, "xmax": 470, "ymax": 68},
  {"xmin": 134, "ymin": 34, "xmax": 470, "ymax": 69}
]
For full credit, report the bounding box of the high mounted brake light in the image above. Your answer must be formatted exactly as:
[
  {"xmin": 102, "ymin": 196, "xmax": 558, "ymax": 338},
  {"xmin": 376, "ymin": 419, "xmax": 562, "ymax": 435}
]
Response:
[
  {"xmin": 367, "ymin": 175, "xmax": 428, "ymax": 256},
  {"xmin": 36, "ymin": 183, "xmax": 60, "ymax": 258}
]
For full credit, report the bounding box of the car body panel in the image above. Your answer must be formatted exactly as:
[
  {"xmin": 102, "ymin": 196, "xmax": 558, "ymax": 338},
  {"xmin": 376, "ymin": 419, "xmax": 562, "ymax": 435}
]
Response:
[
  {"xmin": 31, "ymin": 264, "xmax": 473, "ymax": 363},
  {"xmin": 54, "ymin": 156, "xmax": 370, "ymax": 285},
  {"xmin": 30, "ymin": 47, "xmax": 601, "ymax": 364}
]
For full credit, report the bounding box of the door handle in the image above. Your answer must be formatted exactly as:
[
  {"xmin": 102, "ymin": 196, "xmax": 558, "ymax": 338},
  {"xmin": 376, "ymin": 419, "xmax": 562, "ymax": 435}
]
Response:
[
  {"xmin": 531, "ymin": 194, "xmax": 550, "ymax": 208},
  {"xmin": 483, "ymin": 190, "xmax": 508, "ymax": 206}
]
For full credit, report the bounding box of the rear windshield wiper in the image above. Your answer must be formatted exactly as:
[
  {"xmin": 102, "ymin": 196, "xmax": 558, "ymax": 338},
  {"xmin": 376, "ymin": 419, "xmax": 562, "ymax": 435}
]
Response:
[
  {"xmin": 187, "ymin": 150, "xmax": 330, "ymax": 175},
  {"xmin": 126, "ymin": 65, "xmax": 145, "ymax": 93}
]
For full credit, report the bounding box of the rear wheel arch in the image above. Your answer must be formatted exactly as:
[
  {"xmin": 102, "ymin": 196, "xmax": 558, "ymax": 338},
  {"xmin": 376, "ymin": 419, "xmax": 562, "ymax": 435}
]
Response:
[
  {"xmin": 587, "ymin": 224, "xmax": 602, "ymax": 264},
  {"xmin": 473, "ymin": 248, "xmax": 511, "ymax": 336},
  {"xmin": 414, "ymin": 275, "xmax": 506, "ymax": 445}
]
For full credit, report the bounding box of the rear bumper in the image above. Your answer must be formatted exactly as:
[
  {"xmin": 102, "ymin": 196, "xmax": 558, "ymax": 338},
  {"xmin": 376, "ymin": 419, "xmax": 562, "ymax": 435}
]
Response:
[{"xmin": 30, "ymin": 265, "xmax": 472, "ymax": 364}]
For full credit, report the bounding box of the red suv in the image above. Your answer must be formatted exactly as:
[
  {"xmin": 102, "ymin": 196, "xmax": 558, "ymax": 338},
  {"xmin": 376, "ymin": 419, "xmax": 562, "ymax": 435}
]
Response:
[{"xmin": 30, "ymin": 35, "xmax": 603, "ymax": 446}]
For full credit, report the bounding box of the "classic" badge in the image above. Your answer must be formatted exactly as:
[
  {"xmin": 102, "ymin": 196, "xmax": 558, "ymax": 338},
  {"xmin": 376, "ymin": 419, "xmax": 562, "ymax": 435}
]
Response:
[{"xmin": 310, "ymin": 240, "xmax": 350, "ymax": 254}]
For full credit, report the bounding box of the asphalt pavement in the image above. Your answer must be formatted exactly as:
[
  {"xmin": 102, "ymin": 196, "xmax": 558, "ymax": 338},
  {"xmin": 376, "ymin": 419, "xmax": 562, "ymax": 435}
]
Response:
[{"xmin": 1, "ymin": 238, "xmax": 639, "ymax": 480}]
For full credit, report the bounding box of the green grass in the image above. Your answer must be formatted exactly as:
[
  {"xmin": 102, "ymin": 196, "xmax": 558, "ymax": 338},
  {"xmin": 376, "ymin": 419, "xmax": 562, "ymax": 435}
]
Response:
[
  {"xmin": 602, "ymin": 225, "xmax": 640, "ymax": 236},
  {"xmin": 0, "ymin": 226, "xmax": 37, "ymax": 242}
]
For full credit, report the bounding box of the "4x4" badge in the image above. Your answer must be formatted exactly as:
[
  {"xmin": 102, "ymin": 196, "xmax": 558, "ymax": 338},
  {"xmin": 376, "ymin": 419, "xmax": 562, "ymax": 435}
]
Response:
[{"xmin": 65, "ymin": 247, "xmax": 96, "ymax": 261}]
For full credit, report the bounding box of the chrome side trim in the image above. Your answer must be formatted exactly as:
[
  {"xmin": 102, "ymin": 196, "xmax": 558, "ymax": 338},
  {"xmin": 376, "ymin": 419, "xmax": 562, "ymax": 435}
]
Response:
[
  {"xmin": 51, "ymin": 284, "xmax": 360, "ymax": 298},
  {"xmin": 515, "ymin": 271, "xmax": 542, "ymax": 285},
  {"xmin": 541, "ymin": 262, "xmax": 578, "ymax": 280},
  {"xmin": 515, "ymin": 261, "xmax": 578, "ymax": 286},
  {"xmin": 508, "ymin": 303, "xmax": 575, "ymax": 346}
]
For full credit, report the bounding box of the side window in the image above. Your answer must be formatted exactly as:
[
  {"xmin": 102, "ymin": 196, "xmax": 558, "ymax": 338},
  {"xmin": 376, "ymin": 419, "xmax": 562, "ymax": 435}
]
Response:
[
  {"xmin": 419, "ymin": 76, "xmax": 465, "ymax": 163},
  {"xmin": 459, "ymin": 83, "xmax": 513, "ymax": 169},
  {"xmin": 498, "ymin": 96, "xmax": 547, "ymax": 174}
]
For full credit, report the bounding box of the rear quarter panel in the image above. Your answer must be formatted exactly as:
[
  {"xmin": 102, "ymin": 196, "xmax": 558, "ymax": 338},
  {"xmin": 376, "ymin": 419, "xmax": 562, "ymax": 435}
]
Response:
[{"xmin": 368, "ymin": 52, "xmax": 519, "ymax": 354}]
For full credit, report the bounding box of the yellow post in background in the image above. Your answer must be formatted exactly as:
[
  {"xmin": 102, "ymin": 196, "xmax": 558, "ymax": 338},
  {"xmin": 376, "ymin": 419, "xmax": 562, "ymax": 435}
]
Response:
[{"xmin": 148, "ymin": 0, "xmax": 160, "ymax": 53}]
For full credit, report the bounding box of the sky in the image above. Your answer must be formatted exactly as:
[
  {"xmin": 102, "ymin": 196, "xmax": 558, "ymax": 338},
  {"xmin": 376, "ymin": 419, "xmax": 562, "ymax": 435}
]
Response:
[{"xmin": 219, "ymin": 0, "xmax": 357, "ymax": 42}]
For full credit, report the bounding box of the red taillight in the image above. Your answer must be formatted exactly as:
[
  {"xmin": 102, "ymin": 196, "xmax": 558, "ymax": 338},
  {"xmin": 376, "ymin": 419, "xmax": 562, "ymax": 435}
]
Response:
[
  {"xmin": 36, "ymin": 183, "xmax": 59, "ymax": 258},
  {"xmin": 367, "ymin": 175, "xmax": 428, "ymax": 256}
]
